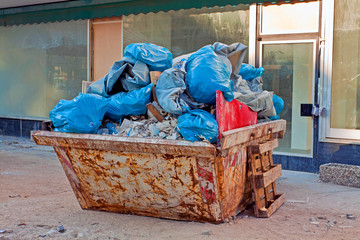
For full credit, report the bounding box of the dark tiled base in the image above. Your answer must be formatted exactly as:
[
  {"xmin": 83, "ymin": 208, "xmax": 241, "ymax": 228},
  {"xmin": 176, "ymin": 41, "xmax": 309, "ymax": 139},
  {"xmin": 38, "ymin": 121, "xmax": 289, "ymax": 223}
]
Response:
[
  {"xmin": 0, "ymin": 117, "xmax": 42, "ymax": 138},
  {"xmin": 274, "ymin": 143, "xmax": 360, "ymax": 173},
  {"xmin": 318, "ymin": 142, "xmax": 360, "ymax": 167},
  {"xmin": 273, "ymin": 155, "xmax": 318, "ymax": 173}
]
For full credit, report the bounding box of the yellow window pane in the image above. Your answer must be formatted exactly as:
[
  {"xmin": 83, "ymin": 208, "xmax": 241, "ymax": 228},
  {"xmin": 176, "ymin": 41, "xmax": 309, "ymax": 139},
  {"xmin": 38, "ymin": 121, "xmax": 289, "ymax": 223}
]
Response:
[
  {"xmin": 330, "ymin": 0, "xmax": 360, "ymax": 130},
  {"xmin": 261, "ymin": 1, "xmax": 320, "ymax": 35}
]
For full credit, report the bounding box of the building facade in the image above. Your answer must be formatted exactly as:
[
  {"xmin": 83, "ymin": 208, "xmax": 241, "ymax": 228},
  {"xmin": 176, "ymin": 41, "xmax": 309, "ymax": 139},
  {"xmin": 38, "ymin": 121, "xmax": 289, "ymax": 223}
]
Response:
[{"xmin": 0, "ymin": 0, "xmax": 359, "ymax": 172}]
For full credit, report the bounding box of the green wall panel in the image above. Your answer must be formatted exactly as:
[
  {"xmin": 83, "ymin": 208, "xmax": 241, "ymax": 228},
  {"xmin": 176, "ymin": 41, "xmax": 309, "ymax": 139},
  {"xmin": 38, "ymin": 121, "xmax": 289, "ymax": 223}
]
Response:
[{"xmin": 0, "ymin": 0, "xmax": 288, "ymax": 26}]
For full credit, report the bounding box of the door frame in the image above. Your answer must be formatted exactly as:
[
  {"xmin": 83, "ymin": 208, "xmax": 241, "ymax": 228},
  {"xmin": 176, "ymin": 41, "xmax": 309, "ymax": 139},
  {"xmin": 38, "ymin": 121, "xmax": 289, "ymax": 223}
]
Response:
[{"xmin": 250, "ymin": 1, "xmax": 322, "ymax": 157}]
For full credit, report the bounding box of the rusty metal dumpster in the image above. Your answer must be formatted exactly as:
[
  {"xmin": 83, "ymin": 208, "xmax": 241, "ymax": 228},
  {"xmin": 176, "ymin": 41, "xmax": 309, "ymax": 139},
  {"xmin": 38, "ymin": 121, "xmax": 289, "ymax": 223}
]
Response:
[{"xmin": 33, "ymin": 119, "xmax": 286, "ymax": 223}]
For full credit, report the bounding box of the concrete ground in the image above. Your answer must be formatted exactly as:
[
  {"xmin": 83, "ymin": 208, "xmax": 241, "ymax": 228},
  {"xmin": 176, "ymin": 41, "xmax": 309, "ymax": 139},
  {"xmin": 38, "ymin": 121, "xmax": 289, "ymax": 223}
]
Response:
[{"xmin": 0, "ymin": 135, "xmax": 359, "ymax": 240}]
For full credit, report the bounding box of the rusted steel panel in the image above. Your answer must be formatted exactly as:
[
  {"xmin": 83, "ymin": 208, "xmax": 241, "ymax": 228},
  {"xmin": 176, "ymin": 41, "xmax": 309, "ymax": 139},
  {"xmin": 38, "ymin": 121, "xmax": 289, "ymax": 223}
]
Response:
[
  {"xmin": 215, "ymin": 145, "xmax": 250, "ymax": 219},
  {"xmin": 61, "ymin": 147, "xmax": 221, "ymax": 222},
  {"xmin": 33, "ymin": 131, "xmax": 216, "ymax": 158},
  {"xmin": 220, "ymin": 120, "xmax": 286, "ymax": 150},
  {"xmin": 197, "ymin": 158, "xmax": 217, "ymax": 204}
]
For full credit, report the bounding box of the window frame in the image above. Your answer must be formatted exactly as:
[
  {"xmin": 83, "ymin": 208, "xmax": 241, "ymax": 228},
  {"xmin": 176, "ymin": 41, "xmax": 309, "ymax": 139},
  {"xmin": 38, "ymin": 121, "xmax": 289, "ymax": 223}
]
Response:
[{"xmin": 319, "ymin": 0, "xmax": 360, "ymax": 142}]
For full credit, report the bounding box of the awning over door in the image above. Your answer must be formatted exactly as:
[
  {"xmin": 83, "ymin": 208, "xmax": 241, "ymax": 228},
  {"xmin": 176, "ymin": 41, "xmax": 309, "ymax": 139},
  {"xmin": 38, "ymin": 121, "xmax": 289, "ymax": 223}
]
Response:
[{"xmin": 0, "ymin": 0, "xmax": 304, "ymax": 26}]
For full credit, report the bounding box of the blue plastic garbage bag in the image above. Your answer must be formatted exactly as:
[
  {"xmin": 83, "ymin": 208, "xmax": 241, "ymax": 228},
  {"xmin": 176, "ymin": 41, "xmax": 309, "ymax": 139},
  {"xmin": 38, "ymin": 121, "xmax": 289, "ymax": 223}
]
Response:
[
  {"xmin": 269, "ymin": 94, "xmax": 284, "ymax": 120},
  {"xmin": 185, "ymin": 45, "xmax": 234, "ymax": 104},
  {"xmin": 49, "ymin": 93, "xmax": 109, "ymax": 134},
  {"xmin": 123, "ymin": 43, "xmax": 173, "ymax": 71},
  {"xmin": 106, "ymin": 83, "xmax": 153, "ymax": 122},
  {"xmin": 176, "ymin": 109, "xmax": 218, "ymax": 144},
  {"xmin": 239, "ymin": 64, "xmax": 265, "ymax": 81},
  {"xmin": 87, "ymin": 60, "xmax": 150, "ymax": 97}
]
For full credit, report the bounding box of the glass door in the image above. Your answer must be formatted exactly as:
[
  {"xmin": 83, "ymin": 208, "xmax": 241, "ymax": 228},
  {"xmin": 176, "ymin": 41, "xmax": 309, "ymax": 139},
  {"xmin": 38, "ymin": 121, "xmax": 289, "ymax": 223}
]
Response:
[
  {"xmin": 260, "ymin": 41, "xmax": 316, "ymax": 155},
  {"xmin": 254, "ymin": 1, "xmax": 321, "ymax": 156}
]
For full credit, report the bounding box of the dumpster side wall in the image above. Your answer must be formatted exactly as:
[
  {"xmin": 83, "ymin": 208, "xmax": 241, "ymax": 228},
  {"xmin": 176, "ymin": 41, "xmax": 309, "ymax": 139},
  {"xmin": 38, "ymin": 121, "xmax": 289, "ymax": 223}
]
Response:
[{"xmin": 53, "ymin": 145, "xmax": 223, "ymax": 222}]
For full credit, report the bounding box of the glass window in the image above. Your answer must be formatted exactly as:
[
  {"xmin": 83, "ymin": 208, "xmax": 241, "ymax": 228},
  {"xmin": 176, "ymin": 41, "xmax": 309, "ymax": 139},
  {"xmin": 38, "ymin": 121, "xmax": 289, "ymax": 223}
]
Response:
[
  {"xmin": 262, "ymin": 43, "xmax": 314, "ymax": 155},
  {"xmin": 261, "ymin": 1, "xmax": 320, "ymax": 35},
  {"xmin": 330, "ymin": 0, "xmax": 360, "ymax": 130},
  {"xmin": 123, "ymin": 5, "xmax": 249, "ymax": 59},
  {"xmin": 0, "ymin": 20, "xmax": 87, "ymax": 118}
]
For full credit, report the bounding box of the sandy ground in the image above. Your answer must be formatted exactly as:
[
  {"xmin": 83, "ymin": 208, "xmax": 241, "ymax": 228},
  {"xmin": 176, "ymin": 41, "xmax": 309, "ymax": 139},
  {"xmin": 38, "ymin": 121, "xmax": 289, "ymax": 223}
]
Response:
[{"xmin": 0, "ymin": 135, "xmax": 359, "ymax": 240}]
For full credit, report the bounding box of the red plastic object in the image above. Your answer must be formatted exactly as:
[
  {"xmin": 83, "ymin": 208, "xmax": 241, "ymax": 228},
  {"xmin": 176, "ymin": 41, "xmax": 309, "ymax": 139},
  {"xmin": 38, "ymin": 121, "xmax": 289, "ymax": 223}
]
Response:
[{"xmin": 216, "ymin": 90, "xmax": 257, "ymax": 142}]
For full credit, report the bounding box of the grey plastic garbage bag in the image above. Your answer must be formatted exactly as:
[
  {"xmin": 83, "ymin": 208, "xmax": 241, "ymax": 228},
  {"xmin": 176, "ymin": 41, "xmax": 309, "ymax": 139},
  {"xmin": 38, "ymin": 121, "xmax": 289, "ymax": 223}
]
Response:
[
  {"xmin": 176, "ymin": 109, "xmax": 218, "ymax": 144},
  {"xmin": 155, "ymin": 68, "xmax": 206, "ymax": 115},
  {"xmin": 172, "ymin": 52, "xmax": 193, "ymax": 72},
  {"xmin": 213, "ymin": 42, "xmax": 248, "ymax": 80},
  {"xmin": 185, "ymin": 45, "xmax": 233, "ymax": 104},
  {"xmin": 121, "ymin": 60, "xmax": 150, "ymax": 91},
  {"xmin": 155, "ymin": 68, "xmax": 188, "ymax": 115},
  {"xmin": 233, "ymin": 77, "xmax": 276, "ymax": 118},
  {"xmin": 123, "ymin": 43, "xmax": 173, "ymax": 71},
  {"xmin": 247, "ymin": 77, "xmax": 263, "ymax": 93},
  {"xmin": 87, "ymin": 60, "xmax": 150, "ymax": 97},
  {"xmin": 178, "ymin": 90, "xmax": 207, "ymax": 110},
  {"xmin": 106, "ymin": 83, "xmax": 153, "ymax": 122},
  {"xmin": 49, "ymin": 93, "xmax": 109, "ymax": 134},
  {"xmin": 232, "ymin": 62, "xmax": 276, "ymax": 118}
]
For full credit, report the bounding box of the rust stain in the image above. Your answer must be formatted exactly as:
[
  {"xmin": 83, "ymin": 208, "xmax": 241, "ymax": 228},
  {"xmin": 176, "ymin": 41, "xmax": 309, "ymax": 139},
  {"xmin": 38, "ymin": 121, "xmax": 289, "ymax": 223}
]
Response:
[
  {"xmin": 112, "ymin": 173, "xmax": 121, "ymax": 179},
  {"xmin": 172, "ymin": 160, "xmax": 185, "ymax": 186},
  {"xmin": 162, "ymin": 154, "xmax": 175, "ymax": 160},
  {"xmin": 143, "ymin": 177, "xmax": 168, "ymax": 196},
  {"xmin": 129, "ymin": 166, "xmax": 140, "ymax": 176},
  {"xmin": 188, "ymin": 166, "xmax": 199, "ymax": 189},
  {"xmin": 117, "ymin": 183, "xmax": 127, "ymax": 192}
]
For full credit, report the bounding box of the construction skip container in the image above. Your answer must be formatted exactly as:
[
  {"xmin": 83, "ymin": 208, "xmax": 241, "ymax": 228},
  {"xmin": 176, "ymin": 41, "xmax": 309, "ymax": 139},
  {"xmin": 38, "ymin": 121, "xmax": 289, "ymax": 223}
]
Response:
[{"xmin": 33, "ymin": 120, "xmax": 286, "ymax": 223}]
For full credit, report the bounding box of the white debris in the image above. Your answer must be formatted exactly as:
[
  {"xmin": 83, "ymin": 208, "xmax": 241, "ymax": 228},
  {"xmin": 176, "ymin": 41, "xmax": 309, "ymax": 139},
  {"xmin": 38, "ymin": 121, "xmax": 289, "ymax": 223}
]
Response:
[
  {"xmin": 116, "ymin": 119, "xmax": 133, "ymax": 135},
  {"xmin": 149, "ymin": 124, "xmax": 160, "ymax": 136},
  {"xmin": 167, "ymin": 132, "xmax": 178, "ymax": 140},
  {"xmin": 159, "ymin": 132, "xmax": 166, "ymax": 138},
  {"xmin": 112, "ymin": 118, "xmax": 182, "ymax": 140}
]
